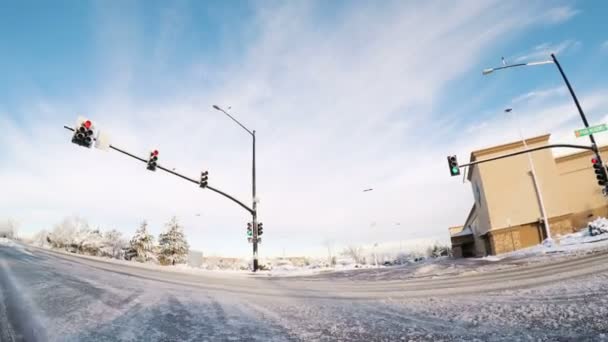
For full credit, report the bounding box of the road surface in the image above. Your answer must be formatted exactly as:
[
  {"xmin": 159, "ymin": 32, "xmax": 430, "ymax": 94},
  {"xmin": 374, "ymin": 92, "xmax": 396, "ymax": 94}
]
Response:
[{"xmin": 2, "ymin": 242, "xmax": 608, "ymax": 341}]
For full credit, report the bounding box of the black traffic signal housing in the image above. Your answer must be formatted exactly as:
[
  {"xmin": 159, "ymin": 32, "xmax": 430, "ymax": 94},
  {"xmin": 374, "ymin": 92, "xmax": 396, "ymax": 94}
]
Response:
[
  {"xmin": 592, "ymin": 156, "xmax": 608, "ymax": 186},
  {"xmin": 247, "ymin": 222, "xmax": 253, "ymax": 237},
  {"xmin": 147, "ymin": 150, "xmax": 159, "ymax": 171},
  {"xmin": 257, "ymin": 222, "xmax": 263, "ymax": 236},
  {"xmin": 72, "ymin": 119, "xmax": 95, "ymax": 148},
  {"xmin": 447, "ymin": 155, "xmax": 460, "ymax": 176},
  {"xmin": 200, "ymin": 171, "xmax": 209, "ymax": 188}
]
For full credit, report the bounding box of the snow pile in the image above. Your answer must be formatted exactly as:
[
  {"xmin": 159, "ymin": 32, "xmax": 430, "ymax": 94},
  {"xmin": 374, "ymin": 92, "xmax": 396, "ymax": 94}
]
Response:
[
  {"xmin": 488, "ymin": 221, "xmax": 608, "ymax": 262},
  {"xmin": 0, "ymin": 238, "xmax": 33, "ymax": 256},
  {"xmin": 0, "ymin": 237, "xmax": 17, "ymax": 247},
  {"xmin": 587, "ymin": 217, "xmax": 608, "ymax": 236}
]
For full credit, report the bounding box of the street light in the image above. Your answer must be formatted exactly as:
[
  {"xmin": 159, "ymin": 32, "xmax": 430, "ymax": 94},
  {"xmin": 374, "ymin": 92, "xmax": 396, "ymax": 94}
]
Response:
[
  {"xmin": 482, "ymin": 60, "xmax": 554, "ymax": 75},
  {"xmin": 212, "ymin": 105, "xmax": 260, "ymax": 272},
  {"xmin": 483, "ymin": 54, "xmax": 605, "ymax": 175},
  {"xmin": 505, "ymin": 108, "xmax": 551, "ymax": 241}
]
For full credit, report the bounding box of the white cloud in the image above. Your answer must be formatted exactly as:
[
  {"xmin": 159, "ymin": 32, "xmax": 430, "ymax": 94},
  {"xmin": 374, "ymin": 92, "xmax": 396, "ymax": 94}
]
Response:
[
  {"xmin": 540, "ymin": 6, "xmax": 580, "ymax": 24},
  {"xmin": 462, "ymin": 88, "xmax": 608, "ymax": 159},
  {"xmin": 513, "ymin": 40, "xmax": 580, "ymax": 63},
  {"xmin": 602, "ymin": 41, "xmax": 608, "ymax": 51},
  {"xmin": 0, "ymin": 1, "xmax": 590, "ymax": 257}
]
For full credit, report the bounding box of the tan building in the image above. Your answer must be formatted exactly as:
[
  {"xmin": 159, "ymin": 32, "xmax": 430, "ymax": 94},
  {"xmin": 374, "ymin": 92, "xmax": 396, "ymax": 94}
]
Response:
[{"xmin": 451, "ymin": 134, "xmax": 608, "ymax": 257}]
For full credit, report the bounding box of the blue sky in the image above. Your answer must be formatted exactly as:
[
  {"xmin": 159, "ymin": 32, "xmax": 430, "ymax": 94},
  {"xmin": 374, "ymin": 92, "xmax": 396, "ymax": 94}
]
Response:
[{"xmin": 1, "ymin": 0, "xmax": 607, "ymax": 257}]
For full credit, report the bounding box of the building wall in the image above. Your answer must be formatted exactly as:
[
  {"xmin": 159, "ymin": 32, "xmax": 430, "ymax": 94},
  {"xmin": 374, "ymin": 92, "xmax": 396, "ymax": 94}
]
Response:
[
  {"xmin": 488, "ymin": 224, "xmax": 543, "ymax": 254},
  {"xmin": 487, "ymin": 213, "xmax": 574, "ymax": 255},
  {"xmin": 468, "ymin": 166, "xmax": 491, "ymax": 256},
  {"xmin": 556, "ymin": 149, "xmax": 608, "ymax": 219},
  {"xmin": 477, "ymin": 137, "xmax": 570, "ymax": 232},
  {"xmin": 469, "ymin": 165, "xmax": 491, "ymax": 235},
  {"xmin": 453, "ymin": 135, "xmax": 608, "ymax": 257}
]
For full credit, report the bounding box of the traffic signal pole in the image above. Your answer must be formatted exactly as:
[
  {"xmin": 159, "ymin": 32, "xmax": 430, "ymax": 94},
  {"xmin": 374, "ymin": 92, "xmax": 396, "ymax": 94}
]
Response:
[
  {"xmin": 551, "ymin": 54, "xmax": 608, "ymax": 193},
  {"xmin": 63, "ymin": 125, "xmax": 254, "ymax": 216},
  {"xmin": 252, "ymin": 130, "xmax": 258, "ymax": 272},
  {"xmin": 212, "ymin": 105, "xmax": 260, "ymax": 272}
]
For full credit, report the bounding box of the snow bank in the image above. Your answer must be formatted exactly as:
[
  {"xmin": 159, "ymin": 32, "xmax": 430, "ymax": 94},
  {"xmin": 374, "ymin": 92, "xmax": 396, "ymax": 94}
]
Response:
[
  {"xmin": 0, "ymin": 238, "xmax": 33, "ymax": 256},
  {"xmin": 487, "ymin": 220, "xmax": 608, "ymax": 262}
]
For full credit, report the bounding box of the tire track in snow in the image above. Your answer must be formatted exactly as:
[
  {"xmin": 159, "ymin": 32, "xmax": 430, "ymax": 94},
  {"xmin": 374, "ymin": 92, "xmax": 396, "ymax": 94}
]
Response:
[{"xmin": 0, "ymin": 257, "xmax": 48, "ymax": 342}]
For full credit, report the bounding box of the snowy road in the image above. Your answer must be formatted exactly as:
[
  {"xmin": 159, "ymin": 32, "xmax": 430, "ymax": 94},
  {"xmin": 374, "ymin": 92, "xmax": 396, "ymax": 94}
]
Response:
[{"xmin": 2, "ymin": 243, "xmax": 608, "ymax": 341}]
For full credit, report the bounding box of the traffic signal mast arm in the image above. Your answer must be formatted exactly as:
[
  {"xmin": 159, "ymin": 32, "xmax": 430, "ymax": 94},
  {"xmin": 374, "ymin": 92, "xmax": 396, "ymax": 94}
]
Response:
[
  {"xmin": 455, "ymin": 143, "xmax": 595, "ymax": 170},
  {"xmin": 63, "ymin": 125, "xmax": 254, "ymax": 215}
]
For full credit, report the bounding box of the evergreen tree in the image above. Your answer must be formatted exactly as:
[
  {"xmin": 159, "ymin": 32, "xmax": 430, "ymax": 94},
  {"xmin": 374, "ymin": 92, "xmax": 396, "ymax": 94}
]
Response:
[
  {"xmin": 129, "ymin": 221, "xmax": 155, "ymax": 262},
  {"xmin": 158, "ymin": 216, "xmax": 190, "ymax": 265}
]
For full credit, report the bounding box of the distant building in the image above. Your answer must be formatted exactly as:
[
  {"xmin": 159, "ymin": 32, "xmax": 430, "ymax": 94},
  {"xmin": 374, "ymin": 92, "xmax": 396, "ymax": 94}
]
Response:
[{"xmin": 451, "ymin": 134, "xmax": 608, "ymax": 257}]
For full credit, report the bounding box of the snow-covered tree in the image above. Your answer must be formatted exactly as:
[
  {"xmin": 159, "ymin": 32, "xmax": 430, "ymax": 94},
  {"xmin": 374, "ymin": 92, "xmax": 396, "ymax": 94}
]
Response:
[
  {"xmin": 129, "ymin": 221, "xmax": 156, "ymax": 263},
  {"xmin": 77, "ymin": 227, "xmax": 104, "ymax": 255},
  {"xmin": 49, "ymin": 216, "xmax": 90, "ymax": 250},
  {"xmin": 31, "ymin": 229, "xmax": 51, "ymax": 248},
  {"xmin": 0, "ymin": 218, "xmax": 18, "ymax": 238},
  {"xmin": 158, "ymin": 216, "xmax": 190, "ymax": 266},
  {"xmin": 426, "ymin": 243, "xmax": 451, "ymax": 258},
  {"xmin": 102, "ymin": 229, "xmax": 127, "ymax": 259}
]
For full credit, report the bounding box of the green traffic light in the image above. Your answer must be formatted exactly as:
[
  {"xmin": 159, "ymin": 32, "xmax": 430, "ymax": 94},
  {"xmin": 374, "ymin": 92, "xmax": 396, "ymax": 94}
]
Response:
[{"xmin": 452, "ymin": 167, "xmax": 459, "ymax": 174}]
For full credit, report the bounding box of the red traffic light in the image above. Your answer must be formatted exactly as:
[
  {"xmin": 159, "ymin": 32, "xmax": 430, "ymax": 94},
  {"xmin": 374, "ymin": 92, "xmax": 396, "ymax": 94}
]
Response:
[
  {"xmin": 152, "ymin": 150, "xmax": 159, "ymax": 156},
  {"xmin": 592, "ymin": 158, "xmax": 599, "ymax": 164},
  {"xmin": 84, "ymin": 120, "xmax": 92, "ymax": 129}
]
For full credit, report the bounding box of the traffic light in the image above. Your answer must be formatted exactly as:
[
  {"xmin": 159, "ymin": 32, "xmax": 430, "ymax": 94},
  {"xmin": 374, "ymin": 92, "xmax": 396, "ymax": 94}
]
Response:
[
  {"xmin": 257, "ymin": 222, "xmax": 263, "ymax": 236},
  {"xmin": 200, "ymin": 171, "xmax": 209, "ymax": 188},
  {"xmin": 447, "ymin": 155, "xmax": 460, "ymax": 176},
  {"xmin": 147, "ymin": 150, "xmax": 159, "ymax": 171},
  {"xmin": 592, "ymin": 156, "xmax": 607, "ymax": 186},
  {"xmin": 247, "ymin": 222, "xmax": 253, "ymax": 237},
  {"xmin": 71, "ymin": 119, "xmax": 95, "ymax": 148}
]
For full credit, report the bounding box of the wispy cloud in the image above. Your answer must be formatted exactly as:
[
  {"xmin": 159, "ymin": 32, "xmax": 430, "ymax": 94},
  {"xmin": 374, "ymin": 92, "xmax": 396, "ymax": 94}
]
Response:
[
  {"xmin": 602, "ymin": 40, "xmax": 608, "ymax": 52},
  {"xmin": 511, "ymin": 86, "xmax": 567, "ymax": 104},
  {"xmin": 0, "ymin": 1, "xmax": 597, "ymax": 257},
  {"xmin": 540, "ymin": 5, "xmax": 580, "ymax": 24},
  {"xmin": 513, "ymin": 40, "xmax": 580, "ymax": 63}
]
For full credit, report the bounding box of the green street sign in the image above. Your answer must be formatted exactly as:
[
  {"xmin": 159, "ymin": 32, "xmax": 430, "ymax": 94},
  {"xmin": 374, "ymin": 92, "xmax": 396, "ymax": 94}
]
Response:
[{"xmin": 575, "ymin": 124, "xmax": 608, "ymax": 138}]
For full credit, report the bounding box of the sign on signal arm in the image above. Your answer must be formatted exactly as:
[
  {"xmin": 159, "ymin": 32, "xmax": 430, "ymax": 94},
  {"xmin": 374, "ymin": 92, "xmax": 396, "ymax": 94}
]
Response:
[{"xmin": 575, "ymin": 124, "xmax": 608, "ymax": 138}]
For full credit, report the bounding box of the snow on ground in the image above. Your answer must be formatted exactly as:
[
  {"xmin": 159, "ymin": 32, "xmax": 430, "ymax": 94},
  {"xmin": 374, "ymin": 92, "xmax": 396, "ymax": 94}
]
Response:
[
  {"xmin": 20, "ymin": 219, "xmax": 608, "ymax": 282},
  {"xmin": 482, "ymin": 226, "xmax": 608, "ymax": 265},
  {"xmin": 0, "ymin": 238, "xmax": 33, "ymax": 256}
]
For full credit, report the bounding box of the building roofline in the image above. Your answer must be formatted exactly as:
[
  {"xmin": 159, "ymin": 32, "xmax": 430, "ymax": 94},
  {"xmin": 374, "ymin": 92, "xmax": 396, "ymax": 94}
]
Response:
[
  {"xmin": 467, "ymin": 134, "xmax": 551, "ymax": 180},
  {"xmin": 555, "ymin": 144, "xmax": 608, "ymax": 163}
]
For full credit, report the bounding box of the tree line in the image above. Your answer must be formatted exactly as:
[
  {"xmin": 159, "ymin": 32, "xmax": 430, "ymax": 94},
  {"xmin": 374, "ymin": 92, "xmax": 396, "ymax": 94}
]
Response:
[{"xmin": 32, "ymin": 216, "xmax": 190, "ymax": 266}]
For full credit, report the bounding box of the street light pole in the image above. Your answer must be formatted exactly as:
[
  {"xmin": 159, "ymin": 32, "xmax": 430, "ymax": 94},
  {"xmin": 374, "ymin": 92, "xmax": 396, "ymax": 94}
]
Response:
[
  {"xmin": 506, "ymin": 108, "xmax": 551, "ymax": 240},
  {"xmin": 483, "ymin": 54, "xmax": 605, "ymax": 174},
  {"xmin": 212, "ymin": 105, "xmax": 259, "ymax": 272}
]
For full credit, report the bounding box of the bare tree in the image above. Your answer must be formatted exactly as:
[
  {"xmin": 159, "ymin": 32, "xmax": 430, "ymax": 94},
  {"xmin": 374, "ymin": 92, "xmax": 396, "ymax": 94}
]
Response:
[
  {"xmin": 103, "ymin": 229, "xmax": 127, "ymax": 259},
  {"xmin": 342, "ymin": 245, "xmax": 365, "ymax": 264},
  {"xmin": 323, "ymin": 239, "xmax": 336, "ymax": 267}
]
